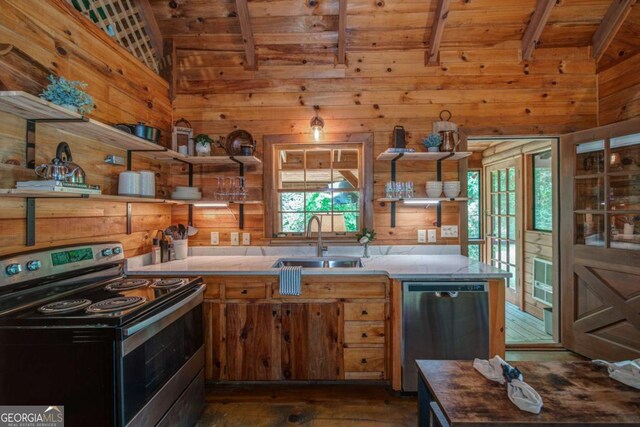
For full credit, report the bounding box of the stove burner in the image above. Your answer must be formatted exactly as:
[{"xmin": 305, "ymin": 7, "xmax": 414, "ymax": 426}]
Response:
[
  {"xmin": 38, "ymin": 299, "xmax": 92, "ymax": 314},
  {"xmin": 105, "ymin": 279, "xmax": 150, "ymax": 291},
  {"xmin": 86, "ymin": 296, "xmax": 146, "ymax": 313},
  {"xmin": 151, "ymin": 278, "xmax": 187, "ymax": 289}
]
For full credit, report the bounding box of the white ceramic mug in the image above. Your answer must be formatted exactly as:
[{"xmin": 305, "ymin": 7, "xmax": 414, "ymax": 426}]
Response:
[
  {"xmin": 139, "ymin": 170, "xmax": 156, "ymax": 198},
  {"xmin": 173, "ymin": 239, "xmax": 188, "ymax": 260},
  {"xmin": 118, "ymin": 171, "xmax": 141, "ymax": 196}
]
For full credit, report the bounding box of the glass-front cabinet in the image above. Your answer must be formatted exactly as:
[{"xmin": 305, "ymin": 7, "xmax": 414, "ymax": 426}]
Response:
[{"xmin": 574, "ymin": 133, "xmax": 640, "ymax": 250}]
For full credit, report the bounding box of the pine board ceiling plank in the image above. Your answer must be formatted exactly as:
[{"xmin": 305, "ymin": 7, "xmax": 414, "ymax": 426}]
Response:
[
  {"xmin": 592, "ymin": 0, "xmax": 637, "ymax": 61},
  {"xmin": 522, "ymin": 0, "xmax": 557, "ymax": 61},
  {"xmin": 338, "ymin": 0, "xmax": 347, "ymax": 65},
  {"xmin": 425, "ymin": 0, "xmax": 451, "ymax": 66},
  {"xmin": 235, "ymin": 0, "xmax": 257, "ymax": 70}
]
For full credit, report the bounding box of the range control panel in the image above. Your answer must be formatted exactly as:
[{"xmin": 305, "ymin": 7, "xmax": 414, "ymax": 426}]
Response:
[{"xmin": 0, "ymin": 243, "xmax": 125, "ymax": 287}]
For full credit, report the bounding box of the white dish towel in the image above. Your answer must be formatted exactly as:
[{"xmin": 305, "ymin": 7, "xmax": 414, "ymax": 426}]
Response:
[
  {"xmin": 279, "ymin": 266, "xmax": 302, "ymax": 296},
  {"xmin": 473, "ymin": 356, "xmax": 544, "ymax": 414},
  {"xmin": 593, "ymin": 359, "xmax": 640, "ymax": 389}
]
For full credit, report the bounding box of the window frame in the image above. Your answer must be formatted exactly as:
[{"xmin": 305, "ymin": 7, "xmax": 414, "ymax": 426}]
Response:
[
  {"xmin": 529, "ymin": 149, "xmax": 553, "ymax": 233},
  {"xmin": 467, "ymin": 168, "xmax": 484, "ymax": 262},
  {"xmin": 263, "ymin": 133, "xmax": 374, "ymax": 241}
]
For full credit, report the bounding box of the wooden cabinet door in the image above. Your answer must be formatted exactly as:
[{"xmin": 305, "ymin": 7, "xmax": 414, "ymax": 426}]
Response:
[
  {"xmin": 281, "ymin": 303, "xmax": 344, "ymax": 380},
  {"xmin": 560, "ymin": 119, "xmax": 640, "ymax": 360},
  {"xmin": 203, "ymin": 302, "xmax": 223, "ymax": 381},
  {"xmin": 225, "ymin": 303, "xmax": 280, "ymax": 380}
]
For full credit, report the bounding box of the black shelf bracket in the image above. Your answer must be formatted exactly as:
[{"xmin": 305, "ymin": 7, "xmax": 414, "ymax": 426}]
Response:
[
  {"xmin": 25, "ymin": 194, "xmax": 89, "ymax": 246},
  {"xmin": 435, "ymin": 153, "xmax": 454, "ymax": 228},
  {"xmin": 230, "ymin": 157, "xmax": 245, "ymax": 229},
  {"xmin": 173, "ymin": 157, "xmax": 195, "ymax": 226},
  {"xmin": 126, "ymin": 148, "xmax": 168, "ymax": 171},
  {"xmin": 389, "ymin": 153, "xmax": 404, "ymax": 228},
  {"xmin": 25, "ymin": 117, "xmax": 88, "ymax": 169}
]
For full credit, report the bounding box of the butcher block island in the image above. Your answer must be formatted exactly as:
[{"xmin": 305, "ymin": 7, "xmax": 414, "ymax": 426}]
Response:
[{"xmin": 127, "ymin": 254, "xmax": 509, "ymax": 389}]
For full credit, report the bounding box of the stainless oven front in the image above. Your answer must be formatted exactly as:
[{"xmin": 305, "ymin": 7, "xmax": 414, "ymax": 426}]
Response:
[{"xmin": 118, "ymin": 284, "xmax": 205, "ymax": 427}]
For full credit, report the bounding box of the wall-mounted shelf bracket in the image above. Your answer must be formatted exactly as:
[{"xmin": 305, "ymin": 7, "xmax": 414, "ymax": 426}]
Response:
[
  {"xmin": 389, "ymin": 154, "xmax": 403, "ymax": 228},
  {"xmin": 25, "ymin": 117, "xmax": 89, "ymax": 169},
  {"xmin": 25, "ymin": 194, "xmax": 89, "ymax": 245},
  {"xmin": 230, "ymin": 157, "xmax": 245, "ymax": 229}
]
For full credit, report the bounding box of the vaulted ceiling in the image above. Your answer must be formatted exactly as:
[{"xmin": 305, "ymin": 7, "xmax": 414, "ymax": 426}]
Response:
[{"xmin": 150, "ymin": 0, "xmax": 638, "ymax": 73}]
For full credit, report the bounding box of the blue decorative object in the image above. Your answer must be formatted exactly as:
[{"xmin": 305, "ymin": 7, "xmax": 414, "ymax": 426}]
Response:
[
  {"xmin": 422, "ymin": 133, "xmax": 442, "ymax": 149},
  {"xmin": 40, "ymin": 75, "xmax": 94, "ymax": 115}
]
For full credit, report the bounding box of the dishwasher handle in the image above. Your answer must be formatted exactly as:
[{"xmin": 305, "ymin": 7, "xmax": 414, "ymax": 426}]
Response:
[{"xmin": 435, "ymin": 291, "xmax": 458, "ymax": 298}]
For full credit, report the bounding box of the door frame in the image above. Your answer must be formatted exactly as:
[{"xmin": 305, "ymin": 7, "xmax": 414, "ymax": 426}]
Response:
[{"xmin": 484, "ymin": 158, "xmax": 524, "ymax": 309}]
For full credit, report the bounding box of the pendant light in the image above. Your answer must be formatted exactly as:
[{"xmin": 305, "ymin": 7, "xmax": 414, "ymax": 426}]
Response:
[{"xmin": 310, "ymin": 115, "xmax": 324, "ymax": 141}]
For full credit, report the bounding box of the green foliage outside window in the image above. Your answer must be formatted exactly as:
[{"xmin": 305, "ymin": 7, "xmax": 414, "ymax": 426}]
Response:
[
  {"xmin": 533, "ymin": 151, "xmax": 553, "ymax": 231},
  {"xmin": 467, "ymin": 171, "xmax": 481, "ymax": 239}
]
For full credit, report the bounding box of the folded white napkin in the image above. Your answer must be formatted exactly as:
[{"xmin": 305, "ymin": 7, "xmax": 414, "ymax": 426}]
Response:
[
  {"xmin": 593, "ymin": 359, "xmax": 640, "ymax": 390},
  {"xmin": 474, "ymin": 356, "xmax": 543, "ymax": 414}
]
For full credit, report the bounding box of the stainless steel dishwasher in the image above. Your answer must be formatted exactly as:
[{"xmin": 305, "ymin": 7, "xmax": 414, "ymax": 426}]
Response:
[{"xmin": 402, "ymin": 282, "xmax": 489, "ymax": 391}]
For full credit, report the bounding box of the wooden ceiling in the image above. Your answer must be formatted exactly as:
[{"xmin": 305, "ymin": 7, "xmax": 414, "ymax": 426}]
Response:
[{"xmin": 150, "ymin": 0, "xmax": 637, "ymax": 72}]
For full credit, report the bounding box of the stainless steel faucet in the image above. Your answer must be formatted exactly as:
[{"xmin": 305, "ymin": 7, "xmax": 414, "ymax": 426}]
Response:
[{"xmin": 306, "ymin": 215, "xmax": 328, "ymax": 257}]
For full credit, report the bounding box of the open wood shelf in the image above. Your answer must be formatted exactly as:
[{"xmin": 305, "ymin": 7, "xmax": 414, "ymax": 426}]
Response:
[
  {"xmin": 174, "ymin": 199, "xmax": 263, "ymax": 206},
  {"xmin": 184, "ymin": 155, "xmax": 262, "ymax": 166},
  {"xmin": 0, "ymin": 189, "xmax": 183, "ymax": 204},
  {"xmin": 376, "ymin": 150, "xmax": 472, "ymax": 161}
]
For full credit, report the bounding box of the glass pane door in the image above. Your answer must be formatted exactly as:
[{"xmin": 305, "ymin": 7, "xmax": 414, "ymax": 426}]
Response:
[{"xmin": 487, "ymin": 162, "xmax": 518, "ymax": 296}]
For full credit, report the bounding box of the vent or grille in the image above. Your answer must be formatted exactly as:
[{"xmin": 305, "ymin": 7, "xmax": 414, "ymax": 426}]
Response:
[
  {"xmin": 69, "ymin": 0, "xmax": 159, "ymax": 73},
  {"xmin": 532, "ymin": 257, "xmax": 553, "ymax": 306}
]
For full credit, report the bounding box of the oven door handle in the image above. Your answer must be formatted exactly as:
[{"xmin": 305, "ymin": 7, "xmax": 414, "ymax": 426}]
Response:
[{"xmin": 121, "ymin": 285, "xmax": 204, "ymax": 356}]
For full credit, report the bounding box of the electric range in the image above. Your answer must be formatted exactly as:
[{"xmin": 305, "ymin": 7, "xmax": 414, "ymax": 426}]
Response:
[{"xmin": 0, "ymin": 242, "xmax": 205, "ymax": 427}]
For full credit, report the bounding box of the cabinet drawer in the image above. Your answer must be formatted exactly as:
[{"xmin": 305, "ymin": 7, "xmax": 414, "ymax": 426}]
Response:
[
  {"xmin": 225, "ymin": 282, "xmax": 267, "ymax": 299},
  {"xmin": 344, "ymin": 303, "xmax": 385, "ymax": 321},
  {"xmin": 344, "ymin": 348, "xmax": 385, "ymax": 372},
  {"xmin": 203, "ymin": 283, "xmax": 221, "ymax": 299},
  {"xmin": 344, "ymin": 321, "xmax": 385, "ymax": 344}
]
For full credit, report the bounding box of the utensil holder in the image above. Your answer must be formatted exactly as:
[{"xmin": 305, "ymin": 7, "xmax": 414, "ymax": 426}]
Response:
[{"xmin": 173, "ymin": 240, "xmax": 188, "ymax": 260}]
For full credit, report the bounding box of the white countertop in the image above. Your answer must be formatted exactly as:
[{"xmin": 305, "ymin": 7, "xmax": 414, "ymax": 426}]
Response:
[{"xmin": 126, "ymin": 254, "xmax": 510, "ymax": 280}]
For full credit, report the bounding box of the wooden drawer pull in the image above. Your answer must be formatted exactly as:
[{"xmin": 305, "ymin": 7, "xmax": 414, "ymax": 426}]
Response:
[
  {"xmin": 361, "ymin": 333, "xmax": 368, "ymax": 338},
  {"xmin": 361, "ymin": 310, "xmax": 368, "ymax": 315},
  {"xmin": 361, "ymin": 358, "xmax": 367, "ymax": 364},
  {"xmin": 241, "ymin": 289, "xmax": 248, "ymax": 294}
]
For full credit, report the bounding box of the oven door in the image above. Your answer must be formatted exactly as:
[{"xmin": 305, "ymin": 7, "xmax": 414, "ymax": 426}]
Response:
[{"xmin": 118, "ymin": 285, "xmax": 204, "ymax": 427}]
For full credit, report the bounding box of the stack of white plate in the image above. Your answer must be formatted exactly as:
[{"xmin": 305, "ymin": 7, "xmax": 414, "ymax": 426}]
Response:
[
  {"xmin": 172, "ymin": 186, "xmax": 202, "ymax": 200},
  {"xmin": 426, "ymin": 181, "xmax": 443, "ymax": 198},
  {"xmin": 443, "ymin": 181, "xmax": 461, "ymax": 198}
]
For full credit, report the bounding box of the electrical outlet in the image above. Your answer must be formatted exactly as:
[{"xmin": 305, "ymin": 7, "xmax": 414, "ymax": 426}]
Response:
[
  {"xmin": 417, "ymin": 229, "xmax": 427, "ymax": 243},
  {"xmin": 427, "ymin": 229, "xmax": 437, "ymax": 243},
  {"xmin": 230, "ymin": 232, "xmax": 240, "ymax": 246},
  {"xmin": 441, "ymin": 225, "xmax": 459, "ymax": 238},
  {"xmin": 210, "ymin": 232, "xmax": 219, "ymax": 245},
  {"xmin": 242, "ymin": 232, "xmax": 251, "ymax": 245}
]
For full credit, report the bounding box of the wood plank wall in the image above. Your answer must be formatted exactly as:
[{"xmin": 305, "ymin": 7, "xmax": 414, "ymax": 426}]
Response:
[
  {"xmin": 598, "ymin": 53, "xmax": 640, "ymax": 125},
  {"xmin": 172, "ymin": 44, "xmax": 597, "ymax": 246},
  {"xmin": 0, "ymin": 0, "xmax": 172, "ymax": 258}
]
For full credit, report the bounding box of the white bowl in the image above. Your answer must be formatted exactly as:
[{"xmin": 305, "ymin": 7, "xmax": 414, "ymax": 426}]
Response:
[
  {"xmin": 172, "ymin": 191, "xmax": 202, "ymax": 200},
  {"xmin": 444, "ymin": 189, "xmax": 460, "ymax": 198}
]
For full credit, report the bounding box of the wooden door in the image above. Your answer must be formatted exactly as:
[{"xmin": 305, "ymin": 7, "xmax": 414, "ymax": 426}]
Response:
[
  {"xmin": 225, "ymin": 303, "xmax": 280, "ymax": 380},
  {"xmin": 560, "ymin": 118, "xmax": 640, "ymax": 360},
  {"xmin": 485, "ymin": 160, "xmax": 522, "ymax": 307},
  {"xmin": 281, "ymin": 302, "xmax": 344, "ymax": 380}
]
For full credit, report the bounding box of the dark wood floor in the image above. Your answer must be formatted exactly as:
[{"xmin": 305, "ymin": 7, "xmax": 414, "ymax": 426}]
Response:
[{"xmin": 196, "ymin": 383, "xmax": 417, "ymax": 426}]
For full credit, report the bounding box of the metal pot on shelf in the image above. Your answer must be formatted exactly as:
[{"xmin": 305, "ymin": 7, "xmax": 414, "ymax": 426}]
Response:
[
  {"xmin": 116, "ymin": 122, "xmax": 161, "ymax": 143},
  {"xmin": 34, "ymin": 157, "xmax": 79, "ymax": 182},
  {"xmin": 217, "ymin": 129, "xmax": 255, "ymax": 156}
]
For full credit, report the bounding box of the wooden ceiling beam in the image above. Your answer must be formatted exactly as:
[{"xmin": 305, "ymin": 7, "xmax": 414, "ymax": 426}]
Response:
[
  {"xmin": 522, "ymin": 0, "xmax": 557, "ymax": 61},
  {"xmin": 235, "ymin": 0, "xmax": 257, "ymax": 70},
  {"xmin": 425, "ymin": 0, "xmax": 451, "ymax": 65},
  {"xmin": 592, "ymin": 0, "xmax": 637, "ymax": 61},
  {"xmin": 136, "ymin": 0, "xmax": 164, "ymax": 59},
  {"xmin": 337, "ymin": 0, "xmax": 347, "ymax": 65}
]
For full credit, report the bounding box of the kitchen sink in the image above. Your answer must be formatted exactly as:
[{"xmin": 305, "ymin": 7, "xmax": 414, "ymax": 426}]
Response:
[{"xmin": 272, "ymin": 257, "xmax": 363, "ymax": 268}]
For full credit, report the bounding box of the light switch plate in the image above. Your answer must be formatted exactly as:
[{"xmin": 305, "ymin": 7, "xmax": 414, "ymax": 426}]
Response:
[
  {"xmin": 230, "ymin": 232, "xmax": 240, "ymax": 246},
  {"xmin": 441, "ymin": 225, "xmax": 459, "ymax": 238},
  {"xmin": 242, "ymin": 232, "xmax": 251, "ymax": 245},
  {"xmin": 210, "ymin": 232, "xmax": 219, "ymax": 245},
  {"xmin": 428, "ymin": 229, "xmax": 437, "ymax": 243},
  {"xmin": 417, "ymin": 229, "xmax": 427, "ymax": 243}
]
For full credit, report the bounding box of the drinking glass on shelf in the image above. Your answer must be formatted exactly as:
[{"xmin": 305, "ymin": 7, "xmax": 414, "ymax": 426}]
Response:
[
  {"xmin": 385, "ymin": 181, "xmax": 394, "ymax": 198},
  {"xmin": 405, "ymin": 181, "xmax": 414, "ymax": 198},
  {"xmin": 215, "ymin": 177, "xmax": 224, "ymax": 200},
  {"xmin": 227, "ymin": 177, "xmax": 236, "ymax": 201}
]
